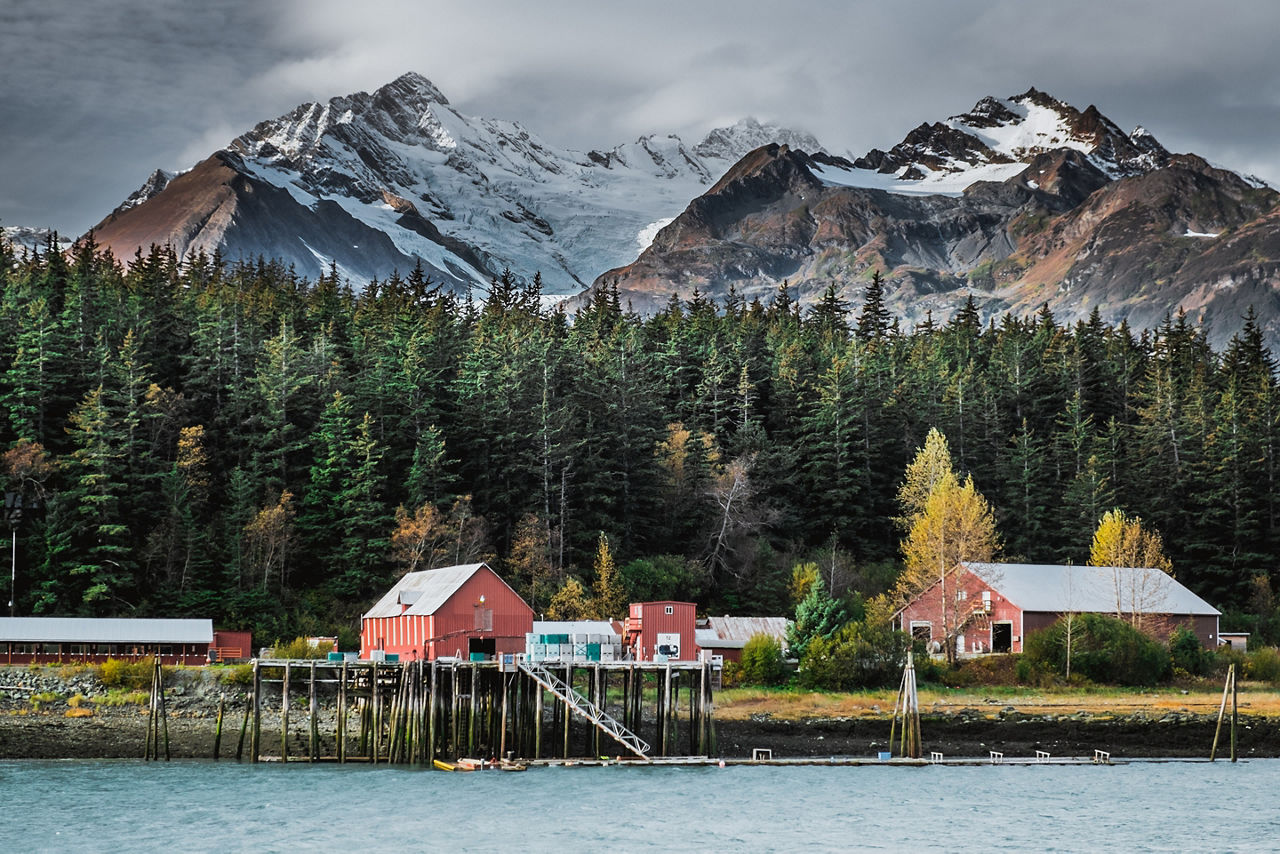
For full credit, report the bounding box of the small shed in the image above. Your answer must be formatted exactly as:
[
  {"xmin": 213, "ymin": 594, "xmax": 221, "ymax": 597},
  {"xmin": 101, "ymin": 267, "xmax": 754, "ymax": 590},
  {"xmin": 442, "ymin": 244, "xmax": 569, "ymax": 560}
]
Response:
[
  {"xmin": 897, "ymin": 562, "xmax": 1221, "ymax": 656},
  {"xmin": 0, "ymin": 616, "xmax": 215, "ymax": 665},
  {"xmin": 361, "ymin": 562, "xmax": 534, "ymax": 661},
  {"xmin": 695, "ymin": 616, "xmax": 792, "ymax": 664},
  {"xmin": 1218, "ymin": 632, "xmax": 1249, "ymax": 652},
  {"xmin": 623, "ymin": 601, "xmax": 697, "ymax": 662}
]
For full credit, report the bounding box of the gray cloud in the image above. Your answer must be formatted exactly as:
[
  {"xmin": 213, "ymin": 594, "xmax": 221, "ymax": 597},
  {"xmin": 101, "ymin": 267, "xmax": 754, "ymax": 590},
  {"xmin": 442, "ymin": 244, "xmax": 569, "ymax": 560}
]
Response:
[{"xmin": 4, "ymin": 0, "xmax": 1280, "ymax": 235}]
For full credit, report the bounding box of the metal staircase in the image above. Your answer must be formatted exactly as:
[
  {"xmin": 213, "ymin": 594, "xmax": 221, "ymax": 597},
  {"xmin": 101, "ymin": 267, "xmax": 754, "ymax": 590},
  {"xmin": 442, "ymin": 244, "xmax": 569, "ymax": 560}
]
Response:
[{"xmin": 518, "ymin": 661, "xmax": 650, "ymax": 759}]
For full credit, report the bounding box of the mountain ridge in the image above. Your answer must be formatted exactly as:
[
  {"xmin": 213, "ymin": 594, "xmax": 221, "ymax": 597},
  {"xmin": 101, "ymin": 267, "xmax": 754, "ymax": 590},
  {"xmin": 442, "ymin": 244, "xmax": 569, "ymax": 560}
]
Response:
[
  {"xmin": 590, "ymin": 90, "xmax": 1280, "ymax": 349},
  {"xmin": 87, "ymin": 72, "xmax": 823, "ymax": 293}
]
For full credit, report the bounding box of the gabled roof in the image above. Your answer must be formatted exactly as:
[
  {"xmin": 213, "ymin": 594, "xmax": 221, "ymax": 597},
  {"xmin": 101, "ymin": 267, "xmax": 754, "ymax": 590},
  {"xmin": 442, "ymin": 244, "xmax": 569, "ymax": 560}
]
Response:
[
  {"xmin": 961, "ymin": 562, "xmax": 1220, "ymax": 616},
  {"xmin": 703, "ymin": 616, "xmax": 791, "ymax": 647},
  {"xmin": 363, "ymin": 563, "xmax": 500, "ymax": 619},
  {"xmin": 0, "ymin": 617, "xmax": 214, "ymax": 644}
]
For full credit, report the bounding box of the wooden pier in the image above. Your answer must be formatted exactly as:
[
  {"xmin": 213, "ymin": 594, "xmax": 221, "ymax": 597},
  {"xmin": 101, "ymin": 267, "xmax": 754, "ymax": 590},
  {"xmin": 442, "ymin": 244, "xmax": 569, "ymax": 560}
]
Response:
[{"xmin": 246, "ymin": 657, "xmax": 716, "ymax": 765}]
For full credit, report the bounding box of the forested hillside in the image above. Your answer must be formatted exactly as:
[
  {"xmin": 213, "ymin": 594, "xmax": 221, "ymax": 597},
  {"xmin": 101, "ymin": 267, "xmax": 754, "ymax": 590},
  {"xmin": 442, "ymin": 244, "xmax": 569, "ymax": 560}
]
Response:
[{"xmin": 3, "ymin": 234, "xmax": 1278, "ymax": 642}]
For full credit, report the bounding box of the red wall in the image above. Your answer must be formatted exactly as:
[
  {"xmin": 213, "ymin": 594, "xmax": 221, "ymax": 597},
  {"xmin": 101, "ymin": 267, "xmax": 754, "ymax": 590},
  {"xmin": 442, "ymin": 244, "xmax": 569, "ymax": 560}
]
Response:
[
  {"xmin": 361, "ymin": 566, "xmax": 534, "ymax": 660},
  {"xmin": 625, "ymin": 601, "xmax": 697, "ymax": 661},
  {"xmin": 212, "ymin": 630, "xmax": 253, "ymax": 661},
  {"xmin": 898, "ymin": 568, "xmax": 1023, "ymax": 654}
]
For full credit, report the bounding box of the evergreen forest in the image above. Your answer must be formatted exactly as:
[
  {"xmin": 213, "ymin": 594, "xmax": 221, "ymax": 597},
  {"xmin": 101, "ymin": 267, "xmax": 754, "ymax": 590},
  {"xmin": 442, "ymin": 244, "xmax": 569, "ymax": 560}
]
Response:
[{"xmin": 3, "ymin": 234, "xmax": 1280, "ymax": 644}]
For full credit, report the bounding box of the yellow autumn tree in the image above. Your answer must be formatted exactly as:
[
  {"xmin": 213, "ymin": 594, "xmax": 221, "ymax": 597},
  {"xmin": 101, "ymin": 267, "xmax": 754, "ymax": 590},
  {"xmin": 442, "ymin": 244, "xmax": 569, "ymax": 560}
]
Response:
[
  {"xmin": 869, "ymin": 428, "xmax": 1000, "ymax": 663},
  {"xmin": 590, "ymin": 532, "xmax": 628, "ymax": 620},
  {"xmin": 547, "ymin": 577, "xmax": 591, "ymax": 620},
  {"xmin": 895, "ymin": 427, "xmax": 954, "ymax": 530},
  {"xmin": 1088, "ymin": 508, "xmax": 1173, "ymax": 629}
]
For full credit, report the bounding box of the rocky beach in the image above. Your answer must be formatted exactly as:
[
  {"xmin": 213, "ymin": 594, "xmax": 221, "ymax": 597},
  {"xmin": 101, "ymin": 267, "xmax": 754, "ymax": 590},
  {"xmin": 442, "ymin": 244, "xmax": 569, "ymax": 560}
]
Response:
[{"xmin": 3, "ymin": 665, "xmax": 1277, "ymax": 761}]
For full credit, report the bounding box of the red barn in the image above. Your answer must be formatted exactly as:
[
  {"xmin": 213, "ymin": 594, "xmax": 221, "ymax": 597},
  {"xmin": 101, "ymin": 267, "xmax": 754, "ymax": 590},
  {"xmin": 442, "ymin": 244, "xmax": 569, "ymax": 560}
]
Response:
[
  {"xmin": 897, "ymin": 562, "xmax": 1221, "ymax": 656},
  {"xmin": 361, "ymin": 563, "xmax": 534, "ymax": 661},
  {"xmin": 623, "ymin": 601, "xmax": 697, "ymax": 662}
]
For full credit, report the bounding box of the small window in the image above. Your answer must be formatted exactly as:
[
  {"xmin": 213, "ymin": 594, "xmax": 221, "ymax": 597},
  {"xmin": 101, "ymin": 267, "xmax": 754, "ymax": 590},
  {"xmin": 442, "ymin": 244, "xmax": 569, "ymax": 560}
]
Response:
[
  {"xmin": 910, "ymin": 622, "xmax": 932, "ymax": 642},
  {"xmin": 956, "ymin": 590, "xmax": 967, "ymax": 601},
  {"xmin": 475, "ymin": 607, "xmax": 494, "ymax": 632},
  {"xmin": 664, "ymin": 605, "xmax": 674, "ymax": 615}
]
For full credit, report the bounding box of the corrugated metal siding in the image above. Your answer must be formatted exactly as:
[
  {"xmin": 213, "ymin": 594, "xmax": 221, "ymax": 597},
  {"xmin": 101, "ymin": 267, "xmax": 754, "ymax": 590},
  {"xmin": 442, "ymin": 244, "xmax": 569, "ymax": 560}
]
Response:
[{"xmin": 634, "ymin": 601, "xmax": 696, "ymax": 661}]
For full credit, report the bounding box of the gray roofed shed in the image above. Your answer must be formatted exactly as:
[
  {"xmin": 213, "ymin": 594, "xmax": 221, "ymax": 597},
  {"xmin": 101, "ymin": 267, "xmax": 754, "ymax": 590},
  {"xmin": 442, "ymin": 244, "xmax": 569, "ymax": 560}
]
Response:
[{"xmin": 0, "ymin": 616, "xmax": 214, "ymax": 644}]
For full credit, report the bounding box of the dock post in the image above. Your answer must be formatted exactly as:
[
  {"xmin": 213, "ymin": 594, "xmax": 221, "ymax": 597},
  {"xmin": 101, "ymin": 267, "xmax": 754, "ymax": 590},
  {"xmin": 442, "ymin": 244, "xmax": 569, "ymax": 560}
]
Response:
[
  {"xmin": 428, "ymin": 660, "xmax": 438, "ymax": 764},
  {"xmin": 534, "ymin": 674, "xmax": 543, "ymax": 759},
  {"xmin": 562, "ymin": 665, "xmax": 571, "ymax": 759},
  {"xmin": 338, "ymin": 660, "xmax": 347, "ymax": 764},
  {"xmin": 496, "ymin": 670, "xmax": 506, "ymax": 757},
  {"xmin": 155, "ymin": 658, "xmax": 170, "ymax": 761},
  {"xmin": 213, "ymin": 693, "xmax": 225, "ymax": 760},
  {"xmin": 663, "ymin": 663, "xmax": 673, "ymax": 757},
  {"xmin": 250, "ymin": 659, "xmax": 261, "ymax": 763},
  {"xmin": 1231, "ymin": 661, "xmax": 1239, "ymax": 763},
  {"xmin": 281, "ymin": 661, "xmax": 291, "ymax": 763},
  {"xmin": 468, "ymin": 664, "xmax": 478, "ymax": 758},
  {"xmin": 450, "ymin": 664, "xmax": 460, "ymax": 759},
  {"xmin": 308, "ymin": 662, "xmax": 318, "ymax": 762},
  {"xmin": 236, "ymin": 693, "xmax": 250, "ymax": 761},
  {"xmin": 1211, "ymin": 663, "xmax": 1232, "ymax": 760},
  {"xmin": 371, "ymin": 661, "xmax": 380, "ymax": 764}
]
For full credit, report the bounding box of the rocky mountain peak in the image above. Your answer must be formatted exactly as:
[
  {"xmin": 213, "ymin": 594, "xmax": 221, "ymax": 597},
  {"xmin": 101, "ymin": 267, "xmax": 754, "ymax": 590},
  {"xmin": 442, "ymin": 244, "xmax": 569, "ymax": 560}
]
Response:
[
  {"xmin": 694, "ymin": 117, "xmax": 825, "ymax": 161},
  {"xmin": 377, "ymin": 71, "xmax": 450, "ymax": 107}
]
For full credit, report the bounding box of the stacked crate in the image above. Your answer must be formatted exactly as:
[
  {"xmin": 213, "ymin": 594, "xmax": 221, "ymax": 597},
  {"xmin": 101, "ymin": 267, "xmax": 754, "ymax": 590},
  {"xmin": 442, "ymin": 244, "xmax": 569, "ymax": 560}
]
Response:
[{"xmin": 525, "ymin": 632, "xmax": 623, "ymax": 663}]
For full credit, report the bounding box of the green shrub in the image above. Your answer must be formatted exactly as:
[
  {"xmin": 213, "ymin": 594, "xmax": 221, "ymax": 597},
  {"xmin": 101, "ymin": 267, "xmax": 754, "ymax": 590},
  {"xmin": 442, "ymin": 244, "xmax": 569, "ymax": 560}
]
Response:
[
  {"xmin": 218, "ymin": 664, "xmax": 255, "ymax": 686},
  {"xmin": 271, "ymin": 637, "xmax": 335, "ymax": 659},
  {"xmin": 738, "ymin": 635, "xmax": 787, "ymax": 687},
  {"xmin": 99, "ymin": 658, "xmax": 155, "ymax": 690},
  {"xmin": 799, "ymin": 621, "xmax": 910, "ymax": 691},
  {"xmin": 1246, "ymin": 647, "xmax": 1280, "ymax": 685},
  {"xmin": 1022, "ymin": 613, "xmax": 1170, "ymax": 686},
  {"xmin": 94, "ymin": 690, "xmax": 149, "ymax": 707},
  {"xmin": 1169, "ymin": 625, "xmax": 1211, "ymax": 677}
]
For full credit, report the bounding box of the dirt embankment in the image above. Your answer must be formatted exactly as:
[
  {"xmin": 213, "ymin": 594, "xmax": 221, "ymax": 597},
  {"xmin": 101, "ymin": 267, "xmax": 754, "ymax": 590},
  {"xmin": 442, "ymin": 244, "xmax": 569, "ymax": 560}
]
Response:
[{"xmin": 2, "ymin": 665, "xmax": 1276, "ymax": 760}]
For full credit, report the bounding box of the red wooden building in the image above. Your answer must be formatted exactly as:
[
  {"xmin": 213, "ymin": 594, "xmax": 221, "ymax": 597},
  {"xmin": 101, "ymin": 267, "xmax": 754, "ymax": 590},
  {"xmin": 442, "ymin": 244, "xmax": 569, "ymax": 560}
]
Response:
[
  {"xmin": 897, "ymin": 562, "xmax": 1221, "ymax": 656},
  {"xmin": 361, "ymin": 563, "xmax": 534, "ymax": 661},
  {"xmin": 0, "ymin": 617, "xmax": 248, "ymax": 665},
  {"xmin": 623, "ymin": 601, "xmax": 697, "ymax": 662}
]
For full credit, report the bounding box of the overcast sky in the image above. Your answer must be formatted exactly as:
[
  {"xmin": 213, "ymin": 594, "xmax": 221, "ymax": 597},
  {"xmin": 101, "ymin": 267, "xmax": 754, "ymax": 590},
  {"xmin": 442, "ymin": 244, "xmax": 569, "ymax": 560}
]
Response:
[{"xmin": 5, "ymin": 0, "xmax": 1280, "ymax": 236}]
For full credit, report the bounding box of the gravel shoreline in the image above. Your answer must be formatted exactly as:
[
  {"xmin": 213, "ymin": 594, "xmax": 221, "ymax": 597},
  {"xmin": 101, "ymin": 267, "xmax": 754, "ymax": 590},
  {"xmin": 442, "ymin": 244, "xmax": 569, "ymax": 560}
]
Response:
[
  {"xmin": 4, "ymin": 711, "xmax": 1275, "ymax": 761},
  {"xmin": 3, "ymin": 665, "xmax": 1276, "ymax": 761}
]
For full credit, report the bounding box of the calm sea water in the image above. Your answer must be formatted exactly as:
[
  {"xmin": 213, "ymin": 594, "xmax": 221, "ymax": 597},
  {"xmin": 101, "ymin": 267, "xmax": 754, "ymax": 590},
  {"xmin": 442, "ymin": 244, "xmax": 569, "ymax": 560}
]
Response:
[{"xmin": 1, "ymin": 759, "xmax": 1276, "ymax": 852}]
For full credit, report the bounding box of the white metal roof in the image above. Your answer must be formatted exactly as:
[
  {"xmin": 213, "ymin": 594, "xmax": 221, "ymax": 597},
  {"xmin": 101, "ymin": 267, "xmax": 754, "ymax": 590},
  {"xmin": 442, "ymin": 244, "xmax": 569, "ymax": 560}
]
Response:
[
  {"xmin": 961, "ymin": 563, "xmax": 1220, "ymax": 616},
  {"xmin": 533, "ymin": 621, "xmax": 619, "ymax": 637},
  {"xmin": 363, "ymin": 563, "xmax": 501, "ymax": 619},
  {"xmin": 0, "ymin": 617, "xmax": 214, "ymax": 644}
]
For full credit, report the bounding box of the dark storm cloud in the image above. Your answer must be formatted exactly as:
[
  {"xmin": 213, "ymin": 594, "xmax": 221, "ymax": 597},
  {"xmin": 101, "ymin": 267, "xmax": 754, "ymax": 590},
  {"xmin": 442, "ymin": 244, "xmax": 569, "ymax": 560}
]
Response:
[{"xmin": 4, "ymin": 0, "xmax": 1280, "ymax": 235}]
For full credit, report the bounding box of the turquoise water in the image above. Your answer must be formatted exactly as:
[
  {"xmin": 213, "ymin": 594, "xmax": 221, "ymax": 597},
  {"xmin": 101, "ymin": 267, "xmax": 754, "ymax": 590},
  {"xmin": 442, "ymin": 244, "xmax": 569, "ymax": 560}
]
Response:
[{"xmin": 1, "ymin": 759, "xmax": 1276, "ymax": 852}]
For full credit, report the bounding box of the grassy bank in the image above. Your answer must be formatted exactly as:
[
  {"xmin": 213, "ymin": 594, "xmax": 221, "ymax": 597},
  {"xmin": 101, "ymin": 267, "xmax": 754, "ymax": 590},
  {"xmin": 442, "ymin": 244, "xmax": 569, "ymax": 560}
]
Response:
[{"xmin": 716, "ymin": 682, "xmax": 1280, "ymax": 721}]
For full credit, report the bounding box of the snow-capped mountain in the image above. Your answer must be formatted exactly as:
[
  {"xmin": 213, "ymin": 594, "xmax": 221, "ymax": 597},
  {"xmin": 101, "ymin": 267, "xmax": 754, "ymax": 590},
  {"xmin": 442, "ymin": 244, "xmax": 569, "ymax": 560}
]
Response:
[
  {"xmin": 825, "ymin": 88, "xmax": 1172, "ymax": 196},
  {"xmin": 2, "ymin": 226, "xmax": 73, "ymax": 255},
  {"xmin": 91, "ymin": 72, "xmax": 821, "ymax": 293},
  {"xmin": 594, "ymin": 89, "xmax": 1280, "ymax": 349}
]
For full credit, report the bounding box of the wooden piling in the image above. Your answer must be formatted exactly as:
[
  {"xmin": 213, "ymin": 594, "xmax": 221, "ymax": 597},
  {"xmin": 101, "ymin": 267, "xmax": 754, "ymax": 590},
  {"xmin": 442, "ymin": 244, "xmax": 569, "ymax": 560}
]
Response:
[
  {"xmin": 236, "ymin": 695, "xmax": 250, "ymax": 761},
  {"xmin": 308, "ymin": 662, "xmax": 318, "ymax": 762},
  {"xmin": 250, "ymin": 659, "xmax": 261, "ymax": 763},
  {"xmin": 280, "ymin": 661, "xmax": 291, "ymax": 763},
  {"xmin": 338, "ymin": 660, "xmax": 347, "ymax": 764},
  {"xmin": 213, "ymin": 693, "xmax": 225, "ymax": 760}
]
